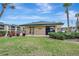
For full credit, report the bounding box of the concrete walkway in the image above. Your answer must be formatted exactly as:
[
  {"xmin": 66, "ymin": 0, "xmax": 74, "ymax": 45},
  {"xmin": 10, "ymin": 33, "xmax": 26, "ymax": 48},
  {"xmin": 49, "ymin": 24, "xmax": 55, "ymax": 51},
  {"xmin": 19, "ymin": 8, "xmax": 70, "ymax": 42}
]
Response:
[
  {"xmin": 64, "ymin": 39, "xmax": 79, "ymax": 44},
  {"xmin": 25, "ymin": 35, "xmax": 49, "ymax": 37}
]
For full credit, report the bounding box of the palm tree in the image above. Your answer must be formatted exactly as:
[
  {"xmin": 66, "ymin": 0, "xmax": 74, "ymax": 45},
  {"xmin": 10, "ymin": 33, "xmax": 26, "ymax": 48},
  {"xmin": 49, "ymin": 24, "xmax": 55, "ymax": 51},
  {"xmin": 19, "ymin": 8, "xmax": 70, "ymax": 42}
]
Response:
[
  {"xmin": 63, "ymin": 3, "xmax": 72, "ymax": 32},
  {"xmin": 0, "ymin": 3, "xmax": 15, "ymax": 17},
  {"xmin": 75, "ymin": 13, "xmax": 79, "ymax": 32},
  {"xmin": 0, "ymin": 3, "xmax": 15, "ymax": 37}
]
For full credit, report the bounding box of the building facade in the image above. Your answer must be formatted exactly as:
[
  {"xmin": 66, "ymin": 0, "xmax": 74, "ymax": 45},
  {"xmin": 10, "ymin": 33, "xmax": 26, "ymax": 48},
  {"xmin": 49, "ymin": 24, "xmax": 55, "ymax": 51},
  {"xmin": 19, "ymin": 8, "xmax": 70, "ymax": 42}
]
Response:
[
  {"xmin": 20, "ymin": 21, "xmax": 64, "ymax": 35},
  {"xmin": 0, "ymin": 22, "xmax": 20, "ymax": 36},
  {"xmin": 0, "ymin": 21, "xmax": 64, "ymax": 36}
]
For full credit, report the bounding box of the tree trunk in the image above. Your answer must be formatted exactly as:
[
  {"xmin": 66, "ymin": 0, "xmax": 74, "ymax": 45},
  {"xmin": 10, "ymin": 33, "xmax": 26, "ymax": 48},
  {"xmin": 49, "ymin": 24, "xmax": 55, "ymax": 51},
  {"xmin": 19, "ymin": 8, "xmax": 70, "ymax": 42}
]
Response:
[
  {"xmin": 0, "ymin": 4, "xmax": 7, "ymax": 17},
  {"xmin": 0, "ymin": 8, "xmax": 5, "ymax": 17},
  {"xmin": 66, "ymin": 7, "xmax": 70, "ymax": 32},
  {"xmin": 76, "ymin": 17, "xmax": 79, "ymax": 32}
]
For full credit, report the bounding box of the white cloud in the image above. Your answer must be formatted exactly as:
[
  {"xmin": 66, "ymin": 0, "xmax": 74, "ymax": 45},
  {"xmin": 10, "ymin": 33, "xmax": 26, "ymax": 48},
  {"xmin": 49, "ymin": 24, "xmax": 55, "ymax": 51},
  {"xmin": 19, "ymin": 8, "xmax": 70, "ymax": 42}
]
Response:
[
  {"xmin": 69, "ymin": 10, "xmax": 77, "ymax": 19},
  {"xmin": 5, "ymin": 10, "xmax": 77, "ymax": 22},
  {"xmin": 6, "ymin": 16, "xmax": 18, "ymax": 19},
  {"xmin": 55, "ymin": 10, "xmax": 77, "ymax": 20},
  {"xmin": 5, "ymin": 15, "xmax": 49, "ymax": 20},
  {"xmin": 54, "ymin": 10, "xmax": 78, "ymax": 27},
  {"xmin": 15, "ymin": 6, "xmax": 23, "ymax": 10},
  {"xmin": 15, "ymin": 3, "xmax": 55, "ymax": 14},
  {"xmin": 16, "ymin": 6, "xmax": 31, "ymax": 11},
  {"xmin": 15, "ymin": 4, "xmax": 32, "ymax": 12},
  {"xmin": 36, "ymin": 3, "xmax": 53, "ymax": 13}
]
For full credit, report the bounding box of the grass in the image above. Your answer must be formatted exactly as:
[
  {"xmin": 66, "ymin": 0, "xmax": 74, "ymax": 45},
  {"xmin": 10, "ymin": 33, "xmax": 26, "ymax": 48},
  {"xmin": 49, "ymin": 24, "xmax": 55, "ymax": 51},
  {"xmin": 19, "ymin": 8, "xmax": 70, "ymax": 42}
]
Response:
[{"xmin": 0, "ymin": 36, "xmax": 79, "ymax": 56}]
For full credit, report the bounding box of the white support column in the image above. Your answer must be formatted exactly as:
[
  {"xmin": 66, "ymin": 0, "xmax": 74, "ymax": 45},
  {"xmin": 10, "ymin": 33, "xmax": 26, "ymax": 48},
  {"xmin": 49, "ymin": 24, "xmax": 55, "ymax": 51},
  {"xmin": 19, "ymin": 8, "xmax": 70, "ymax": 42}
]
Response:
[
  {"xmin": 15, "ymin": 26, "xmax": 17, "ymax": 36},
  {"xmin": 20, "ymin": 26, "xmax": 24, "ymax": 36},
  {"xmin": 4, "ymin": 25, "xmax": 9, "ymax": 37}
]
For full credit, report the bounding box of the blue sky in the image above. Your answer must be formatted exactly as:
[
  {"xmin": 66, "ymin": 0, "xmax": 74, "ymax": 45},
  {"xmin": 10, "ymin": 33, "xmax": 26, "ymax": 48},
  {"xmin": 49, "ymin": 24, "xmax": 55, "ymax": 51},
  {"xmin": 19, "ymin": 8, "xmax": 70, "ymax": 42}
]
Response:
[{"xmin": 0, "ymin": 3, "xmax": 79, "ymax": 27}]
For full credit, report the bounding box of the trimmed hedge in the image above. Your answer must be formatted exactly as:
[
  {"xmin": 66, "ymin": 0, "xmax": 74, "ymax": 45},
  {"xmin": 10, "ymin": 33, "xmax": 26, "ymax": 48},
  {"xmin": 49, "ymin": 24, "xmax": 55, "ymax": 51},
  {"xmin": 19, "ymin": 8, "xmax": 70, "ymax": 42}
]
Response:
[
  {"xmin": 48, "ymin": 32, "xmax": 65, "ymax": 40},
  {"xmin": 73, "ymin": 32, "xmax": 79, "ymax": 38},
  {"xmin": 48, "ymin": 32, "xmax": 79, "ymax": 40}
]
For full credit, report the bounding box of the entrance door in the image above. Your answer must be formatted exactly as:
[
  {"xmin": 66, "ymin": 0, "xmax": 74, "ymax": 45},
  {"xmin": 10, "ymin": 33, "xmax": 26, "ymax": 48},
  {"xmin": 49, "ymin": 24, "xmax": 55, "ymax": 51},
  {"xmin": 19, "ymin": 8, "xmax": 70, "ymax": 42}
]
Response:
[
  {"xmin": 46, "ymin": 26, "xmax": 55, "ymax": 35},
  {"xmin": 46, "ymin": 26, "xmax": 50, "ymax": 35},
  {"xmin": 29, "ymin": 27, "xmax": 34, "ymax": 35}
]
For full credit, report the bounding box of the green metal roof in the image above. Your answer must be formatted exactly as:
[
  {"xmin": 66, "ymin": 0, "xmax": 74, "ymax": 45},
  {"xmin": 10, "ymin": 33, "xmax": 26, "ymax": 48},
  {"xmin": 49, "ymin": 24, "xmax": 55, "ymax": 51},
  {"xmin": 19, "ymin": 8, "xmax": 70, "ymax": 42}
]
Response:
[{"xmin": 20, "ymin": 21, "xmax": 64, "ymax": 26}]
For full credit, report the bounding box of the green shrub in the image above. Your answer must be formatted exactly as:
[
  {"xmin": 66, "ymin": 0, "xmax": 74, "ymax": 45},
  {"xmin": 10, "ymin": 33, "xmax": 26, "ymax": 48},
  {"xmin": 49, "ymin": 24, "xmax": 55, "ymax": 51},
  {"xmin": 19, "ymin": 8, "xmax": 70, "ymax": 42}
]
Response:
[
  {"xmin": 64, "ymin": 32, "xmax": 75, "ymax": 39},
  {"xmin": 48, "ymin": 32, "xmax": 65, "ymax": 40},
  {"xmin": 48, "ymin": 32, "xmax": 79, "ymax": 40},
  {"xmin": 74, "ymin": 32, "xmax": 79, "ymax": 38},
  {"xmin": 65, "ymin": 32, "xmax": 79, "ymax": 39},
  {"xmin": 0, "ymin": 31, "xmax": 6, "ymax": 36}
]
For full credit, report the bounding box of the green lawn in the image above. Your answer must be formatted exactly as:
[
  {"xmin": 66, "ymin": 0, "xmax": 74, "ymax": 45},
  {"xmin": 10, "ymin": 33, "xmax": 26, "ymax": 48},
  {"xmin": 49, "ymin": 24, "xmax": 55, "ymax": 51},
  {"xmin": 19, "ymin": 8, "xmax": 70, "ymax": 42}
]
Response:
[{"xmin": 0, "ymin": 36, "xmax": 79, "ymax": 56}]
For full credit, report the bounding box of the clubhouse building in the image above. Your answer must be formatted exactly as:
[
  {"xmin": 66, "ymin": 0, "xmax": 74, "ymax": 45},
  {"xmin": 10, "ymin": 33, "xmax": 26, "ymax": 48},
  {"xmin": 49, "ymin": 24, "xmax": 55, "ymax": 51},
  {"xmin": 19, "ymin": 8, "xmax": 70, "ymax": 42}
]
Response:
[{"xmin": 20, "ymin": 21, "xmax": 64, "ymax": 35}]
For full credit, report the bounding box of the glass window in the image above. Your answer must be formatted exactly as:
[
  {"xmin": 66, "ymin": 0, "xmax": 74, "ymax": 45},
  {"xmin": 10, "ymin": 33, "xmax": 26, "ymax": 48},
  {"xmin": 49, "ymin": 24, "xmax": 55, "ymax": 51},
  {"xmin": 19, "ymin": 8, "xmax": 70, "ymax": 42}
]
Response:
[{"xmin": 50, "ymin": 28, "xmax": 55, "ymax": 32}]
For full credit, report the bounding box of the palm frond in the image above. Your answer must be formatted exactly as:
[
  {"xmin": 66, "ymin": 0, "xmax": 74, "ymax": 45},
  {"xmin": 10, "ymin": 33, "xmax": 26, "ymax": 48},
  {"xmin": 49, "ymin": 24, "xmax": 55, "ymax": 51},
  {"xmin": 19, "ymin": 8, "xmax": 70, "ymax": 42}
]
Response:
[{"xmin": 0, "ymin": 3, "xmax": 15, "ymax": 17}]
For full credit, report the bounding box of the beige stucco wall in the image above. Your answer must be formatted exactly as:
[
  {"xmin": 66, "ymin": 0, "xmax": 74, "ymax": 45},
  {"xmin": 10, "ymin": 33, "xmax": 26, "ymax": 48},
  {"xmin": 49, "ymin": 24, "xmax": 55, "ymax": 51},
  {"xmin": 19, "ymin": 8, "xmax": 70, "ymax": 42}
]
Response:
[
  {"xmin": 20, "ymin": 25, "xmax": 62, "ymax": 35},
  {"xmin": 55, "ymin": 25, "xmax": 62, "ymax": 32},
  {"xmin": 25, "ymin": 26, "xmax": 30, "ymax": 35},
  {"xmin": 34, "ymin": 26, "xmax": 46, "ymax": 35},
  {"xmin": 23, "ymin": 26, "xmax": 46, "ymax": 35}
]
